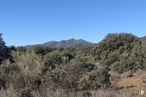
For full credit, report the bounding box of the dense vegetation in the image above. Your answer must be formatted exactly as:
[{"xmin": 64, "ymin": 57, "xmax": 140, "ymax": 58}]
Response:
[{"xmin": 0, "ymin": 33, "xmax": 146, "ymax": 97}]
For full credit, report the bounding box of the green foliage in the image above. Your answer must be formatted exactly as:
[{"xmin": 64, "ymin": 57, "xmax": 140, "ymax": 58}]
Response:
[
  {"xmin": 89, "ymin": 67, "xmax": 111, "ymax": 89},
  {"xmin": 92, "ymin": 33, "xmax": 146, "ymax": 73},
  {"xmin": 92, "ymin": 33, "xmax": 138, "ymax": 61},
  {"xmin": 60, "ymin": 50, "xmax": 74, "ymax": 64},
  {"xmin": 0, "ymin": 34, "xmax": 12, "ymax": 64},
  {"xmin": 43, "ymin": 50, "xmax": 63, "ymax": 73},
  {"xmin": 31, "ymin": 45, "xmax": 56, "ymax": 56},
  {"xmin": 17, "ymin": 47, "xmax": 27, "ymax": 52},
  {"xmin": 81, "ymin": 63, "xmax": 96, "ymax": 72},
  {"xmin": 44, "ymin": 57, "xmax": 94, "ymax": 91},
  {"xmin": 111, "ymin": 38, "xmax": 146, "ymax": 73}
]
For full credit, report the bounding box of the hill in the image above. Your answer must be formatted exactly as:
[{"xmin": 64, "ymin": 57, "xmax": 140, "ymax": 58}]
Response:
[
  {"xmin": 25, "ymin": 38, "xmax": 94, "ymax": 48},
  {"xmin": 43, "ymin": 38, "xmax": 93, "ymax": 47}
]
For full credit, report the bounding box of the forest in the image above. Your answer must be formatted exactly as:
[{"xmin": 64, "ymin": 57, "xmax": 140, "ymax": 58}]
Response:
[{"xmin": 0, "ymin": 33, "xmax": 146, "ymax": 97}]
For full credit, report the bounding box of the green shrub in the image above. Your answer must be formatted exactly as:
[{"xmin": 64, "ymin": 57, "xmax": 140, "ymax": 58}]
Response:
[
  {"xmin": 43, "ymin": 51, "xmax": 63, "ymax": 73},
  {"xmin": 89, "ymin": 67, "xmax": 111, "ymax": 89},
  {"xmin": 0, "ymin": 34, "xmax": 12, "ymax": 64}
]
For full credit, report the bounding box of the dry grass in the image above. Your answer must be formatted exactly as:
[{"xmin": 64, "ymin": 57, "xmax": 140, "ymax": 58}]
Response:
[
  {"xmin": 0, "ymin": 87, "xmax": 134, "ymax": 97},
  {"xmin": 12, "ymin": 50, "xmax": 43, "ymax": 77},
  {"xmin": 94, "ymin": 89, "xmax": 133, "ymax": 97},
  {"xmin": 0, "ymin": 87, "xmax": 17, "ymax": 97}
]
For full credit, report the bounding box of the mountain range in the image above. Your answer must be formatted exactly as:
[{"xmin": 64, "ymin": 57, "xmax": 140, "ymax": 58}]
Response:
[{"xmin": 25, "ymin": 38, "xmax": 94, "ymax": 48}]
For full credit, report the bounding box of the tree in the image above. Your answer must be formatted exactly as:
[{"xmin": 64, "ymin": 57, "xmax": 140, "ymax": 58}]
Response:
[{"xmin": 0, "ymin": 34, "xmax": 11, "ymax": 64}]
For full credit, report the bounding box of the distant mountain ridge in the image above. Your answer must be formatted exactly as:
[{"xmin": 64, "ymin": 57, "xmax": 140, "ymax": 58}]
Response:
[
  {"xmin": 25, "ymin": 38, "xmax": 94, "ymax": 48},
  {"xmin": 43, "ymin": 38, "xmax": 93, "ymax": 47}
]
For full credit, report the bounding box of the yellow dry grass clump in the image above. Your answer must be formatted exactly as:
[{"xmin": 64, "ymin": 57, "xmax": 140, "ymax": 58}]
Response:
[{"xmin": 12, "ymin": 50, "xmax": 43, "ymax": 77}]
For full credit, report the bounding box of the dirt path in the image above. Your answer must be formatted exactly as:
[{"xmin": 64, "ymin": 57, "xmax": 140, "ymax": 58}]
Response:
[{"xmin": 118, "ymin": 74, "xmax": 146, "ymax": 97}]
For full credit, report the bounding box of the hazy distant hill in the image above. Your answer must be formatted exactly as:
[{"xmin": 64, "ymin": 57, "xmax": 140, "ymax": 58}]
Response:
[
  {"xmin": 142, "ymin": 36, "xmax": 146, "ymax": 39},
  {"xmin": 43, "ymin": 38, "xmax": 93, "ymax": 47},
  {"xmin": 25, "ymin": 38, "xmax": 94, "ymax": 48}
]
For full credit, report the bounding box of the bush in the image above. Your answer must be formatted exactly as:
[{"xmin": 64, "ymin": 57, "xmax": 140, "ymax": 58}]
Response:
[
  {"xmin": 0, "ymin": 34, "xmax": 12, "ymax": 64},
  {"xmin": 92, "ymin": 33, "xmax": 138, "ymax": 61},
  {"xmin": 89, "ymin": 67, "xmax": 111, "ymax": 89},
  {"xmin": 0, "ymin": 60, "xmax": 19, "ymax": 90},
  {"xmin": 30, "ymin": 45, "xmax": 56, "ymax": 56},
  {"xmin": 91, "ymin": 33, "xmax": 146, "ymax": 73},
  {"xmin": 12, "ymin": 50, "xmax": 43, "ymax": 77},
  {"xmin": 43, "ymin": 51, "xmax": 63, "ymax": 73}
]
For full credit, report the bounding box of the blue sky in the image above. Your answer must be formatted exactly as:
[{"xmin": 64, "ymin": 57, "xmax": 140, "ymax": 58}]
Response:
[{"xmin": 0, "ymin": 0, "xmax": 146, "ymax": 46}]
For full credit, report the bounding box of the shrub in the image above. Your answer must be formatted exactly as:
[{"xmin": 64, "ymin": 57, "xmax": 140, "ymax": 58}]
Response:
[
  {"xmin": 0, "ymin": 34, "xmax": 12, "ymax": 64},
  {"xmin": 43, "ymin": 51, "xmax": 63, "ymax": 73},
  {"xmin": 12, "ymin": 50, "xmax": 43, "ymax": 77},
  {"xmin": 89, "ymin": 67, "xmax": 111, "ymax": 89},
  {"xmin": 92, "ymin": 33, "xmax": 138, "ymax": 61}
]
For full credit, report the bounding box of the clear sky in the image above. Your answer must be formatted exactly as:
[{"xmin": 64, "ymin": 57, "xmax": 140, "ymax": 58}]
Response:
[{"xmin": 0, "ymin": 0, "xmax": 146, "ymax": 46}]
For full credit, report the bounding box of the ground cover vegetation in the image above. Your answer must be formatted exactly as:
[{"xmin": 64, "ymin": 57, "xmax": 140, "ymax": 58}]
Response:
[{"xmin": 0, "ymin": 33, "xmax": 146, "ymax": 97}]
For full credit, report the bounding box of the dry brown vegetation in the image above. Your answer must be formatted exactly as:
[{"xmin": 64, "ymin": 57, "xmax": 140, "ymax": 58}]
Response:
[{"xmin": 0, "ymin": 87, "xmax": 134, "ymax": 97}]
